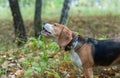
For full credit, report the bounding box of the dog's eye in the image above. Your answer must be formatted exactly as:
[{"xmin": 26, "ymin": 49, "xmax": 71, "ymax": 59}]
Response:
[{"xmin": 54, "ymin": 23, "xmax": 58, "ymax": 26}]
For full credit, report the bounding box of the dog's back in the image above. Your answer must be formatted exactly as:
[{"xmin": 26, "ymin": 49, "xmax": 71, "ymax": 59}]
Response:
[{"xmin": 88, "ymin": 38, "xmax": 120, "ymax": 66}]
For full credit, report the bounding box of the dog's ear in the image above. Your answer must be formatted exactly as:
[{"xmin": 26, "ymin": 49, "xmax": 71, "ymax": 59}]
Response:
[{"xmin": 58, "ymin": 28, "xmax": 72, "ymax": 48}]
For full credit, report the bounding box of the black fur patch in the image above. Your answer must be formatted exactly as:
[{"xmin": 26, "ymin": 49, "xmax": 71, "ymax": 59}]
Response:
[{"xmin": 87, "ymin": 38, "xmax": 120, "ymax": 66}]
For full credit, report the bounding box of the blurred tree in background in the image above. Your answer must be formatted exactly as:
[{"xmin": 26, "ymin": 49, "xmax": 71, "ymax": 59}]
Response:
[
  {"xmin": 60, "ymin": 0, "xmax": 71, "ymax": 25},
  {"xmin": 3, "ymin": 0, "xmax": 120, "ymax": 45},
  {"xmin": 34, "ymin": 0, "xmax": 42, "ymax": 37},
  {"xmin": 8, "ymin": 0, "xmax": 27, "ymax": 46}
]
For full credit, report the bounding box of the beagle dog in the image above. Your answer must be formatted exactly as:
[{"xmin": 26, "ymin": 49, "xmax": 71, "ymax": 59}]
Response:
[{"xmin": 41, "ymin": 23, "xmax": 120, "ymax": 78}]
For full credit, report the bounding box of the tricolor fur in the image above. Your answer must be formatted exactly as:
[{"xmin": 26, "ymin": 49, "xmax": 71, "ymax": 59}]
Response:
[{"xmin": 41, "ymin": 23, "xmax": 120, "ymax": 78}]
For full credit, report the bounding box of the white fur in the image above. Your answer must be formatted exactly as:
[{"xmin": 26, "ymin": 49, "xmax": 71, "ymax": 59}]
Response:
[
  {"xmin": 44, "ymin": 23, "xmax": 55, "ymax": 35},
  {"xmin": 70, "ymin": 49, "xmax": 82, "ymax": 69}
]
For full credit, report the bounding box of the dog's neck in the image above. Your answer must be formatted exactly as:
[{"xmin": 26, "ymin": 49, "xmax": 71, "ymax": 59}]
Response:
[{"xmin": 65, "ymin": 33, "xmax": 87, "ymax": 51}]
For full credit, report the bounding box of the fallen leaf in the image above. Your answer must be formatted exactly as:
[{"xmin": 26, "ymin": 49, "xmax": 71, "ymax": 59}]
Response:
[
  {"xmin": 15, "ymin": 70, "xmax": 24, "ymax": 77},
  {"xmin": 1, "ymin": 75, "xmax": 7, "ymax": 78},
  {"xmin": 8, "ymin": 72, "xmax": 16, "ymax": 78},
  {"xmin": 2, "ymin": 61, "xmax": 11, "ymax": 68}
]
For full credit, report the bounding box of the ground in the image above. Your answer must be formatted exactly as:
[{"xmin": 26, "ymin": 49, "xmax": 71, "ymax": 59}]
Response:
[{"xmin": 0, "ymin": 15, "xmax": 120, "ymax": 78}]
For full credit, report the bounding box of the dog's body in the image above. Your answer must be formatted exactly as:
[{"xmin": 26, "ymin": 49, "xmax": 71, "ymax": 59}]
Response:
[
  {"xmin": 41, "ymin": 23, "xmax": 120, "ymax": 78},
  {"xmin": 88, "ymin": 38, "xmax": 120, "ymax": 66}
]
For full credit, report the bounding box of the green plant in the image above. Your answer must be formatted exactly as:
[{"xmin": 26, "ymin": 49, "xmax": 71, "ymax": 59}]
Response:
[{"xmin": 18, "ymin": 36, "xmax": 62, "ymax": 77}]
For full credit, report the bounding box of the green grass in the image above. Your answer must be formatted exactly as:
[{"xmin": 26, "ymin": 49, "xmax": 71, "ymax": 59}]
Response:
[
  {"xmin": 0, "ymin": 7, "xmax": 12, "ymax": 20},
  {"xmin": 1, "ymin": 0, "xmax": 120, "ymax": 20},
  {"xmin": 0, "ymin": 0, "xmax": 63, "ymax": 20},
  {"xmin": 70, "ymin": 5, "xmax": 120, "ymax": 16},
  {"xmin": 0, "ymin": 36, "xmax": 73, "ymax": 77}
]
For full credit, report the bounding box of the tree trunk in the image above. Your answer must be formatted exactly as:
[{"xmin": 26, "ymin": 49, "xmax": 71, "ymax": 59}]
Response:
[
  {"xmin": 9, "ymin": 0, "xmax": 27, "ymax": 46},
  {"xmin": 59, "ymin": 0, "xmax": 71, "ymax": 25},
  {"xmin": 34, "ymin": 0, "xmax": 42, "ymax": 37}
]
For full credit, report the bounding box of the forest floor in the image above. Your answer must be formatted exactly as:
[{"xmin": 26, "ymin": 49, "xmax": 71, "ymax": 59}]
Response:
[{"xmin": 0, "ymin": 15, "xmax": 120, "ymax": 78}]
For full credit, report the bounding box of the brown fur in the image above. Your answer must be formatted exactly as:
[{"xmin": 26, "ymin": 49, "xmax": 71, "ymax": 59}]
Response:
[
  {"xmin": 50, "ymin": 23, "xmax": 94, "ymax": 78},
  {"xmin": 58, "ymin": 27, "xmax": 72, "ymax": 48},
  {"xmin": 42, "ymin": 23, "xmax": 120, "ymax": 78},
  {"xmin": 53, "ymin": 24, "xmax": 95, "ymax": 78},
  {"xmin": 111, "ymin": 56, "xmax": 120, "ymax": 65},
  {"xmin": 76, "ymin": 43, "xmax": 94, "ymax": 78}
]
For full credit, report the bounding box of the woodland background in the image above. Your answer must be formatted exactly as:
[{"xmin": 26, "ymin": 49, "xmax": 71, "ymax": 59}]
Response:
[{"xmin": 0, "ymin": 0, "xmax": 120, "ymax": 78}]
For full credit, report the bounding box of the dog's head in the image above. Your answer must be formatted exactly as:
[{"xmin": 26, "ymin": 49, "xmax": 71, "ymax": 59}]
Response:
[{"xmin": 41, "ymin": 23, "xmax": 74, "ymax": 48}]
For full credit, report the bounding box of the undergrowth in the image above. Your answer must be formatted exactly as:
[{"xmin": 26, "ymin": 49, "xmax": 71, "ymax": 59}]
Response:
[
  {"xmin": 0, "ymin": 36, "xmax": 80, "ymax": 78},
  {"xmin": 0, "ymin": 32, "xmax": 118, "ymax": 78}
]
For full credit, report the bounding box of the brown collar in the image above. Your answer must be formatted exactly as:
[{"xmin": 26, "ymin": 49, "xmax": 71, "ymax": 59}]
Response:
[
  {"xmin": 65, "ymin": 34, "xmax": 87, "ymax": 51},
  {"xmin": 65, "ymin": 33, "xmax": 78, "ymax": 51}
]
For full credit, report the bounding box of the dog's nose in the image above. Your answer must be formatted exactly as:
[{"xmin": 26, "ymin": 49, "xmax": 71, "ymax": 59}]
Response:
[{"xmin": 43, "ymin": 23, "xmax": 46, "ymax": 25}]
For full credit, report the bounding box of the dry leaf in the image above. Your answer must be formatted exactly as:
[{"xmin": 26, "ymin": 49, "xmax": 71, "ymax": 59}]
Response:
[
  {"xmin": 2, "ymin": 61, "xmax": 11, "ymax": 68},
  {"xmin": 8, "ymin": 63, "xmax": 16, "ymax": 67},
  {"xmin": 8, "ymin": 74, "xmax": 16, "ymax": 78},
  {"xmin": 8, "ymin": 72, "xmax": 17, "ymax": 78},
  {"xmin": 18, "ymin": 57, "xmax": 25, "ymax": 62},
  {"xmin": 1, "ymin": 75, "xmax": 7, "ymax": 78},
  {"xmin": 115, "ymin": 72, "xmax": 120, "ymax": 77},
  {"xmin": 15, "ymin": 70, "xmax": 24, "ymax": 77}
]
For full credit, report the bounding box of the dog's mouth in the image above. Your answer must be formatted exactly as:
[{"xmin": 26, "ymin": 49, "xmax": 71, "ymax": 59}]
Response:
[
  {"xmin": 41, "ymin": 27, "xmax": 52, "ymax": 36},
  {"xmin": 43, "ymin": 27, "xmax": 51, "ymax": 34}
]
